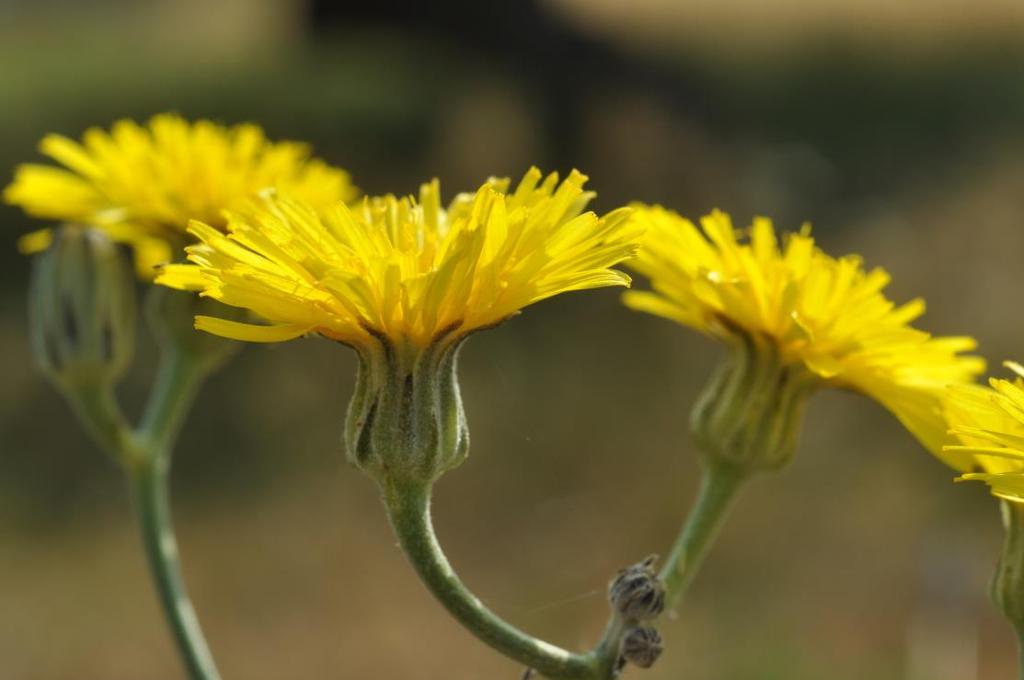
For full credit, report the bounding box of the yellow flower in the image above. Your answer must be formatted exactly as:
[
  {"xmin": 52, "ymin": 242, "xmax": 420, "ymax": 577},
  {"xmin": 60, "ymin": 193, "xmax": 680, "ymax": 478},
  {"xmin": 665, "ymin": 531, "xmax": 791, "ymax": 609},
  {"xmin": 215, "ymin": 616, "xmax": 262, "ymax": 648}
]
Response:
[
  {"xmin": 624, "ymin": 205, "xmax": 985, "ymax": 469},
  {"xmin": 158, "ymin": 167, "xmax": 639, "ymax": 485},
  {"xmin": 156, "ymin": 167, "xmax": 639, "ymax": 350},
  {"xmin": 945, "ymin": 362, "xmax": 1024, "ymax": 501},
  {"xmin": 4, "ymin": 113, "xmax": 356, "ymax": 276}
]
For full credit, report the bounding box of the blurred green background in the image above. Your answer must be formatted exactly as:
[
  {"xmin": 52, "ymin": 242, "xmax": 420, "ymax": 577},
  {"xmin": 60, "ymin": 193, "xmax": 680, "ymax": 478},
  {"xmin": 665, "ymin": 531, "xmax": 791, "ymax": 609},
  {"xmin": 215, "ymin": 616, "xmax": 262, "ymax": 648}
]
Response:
[{"xmin": 2, "ymin": 1, "xmax": 1024, "ymax": 678}]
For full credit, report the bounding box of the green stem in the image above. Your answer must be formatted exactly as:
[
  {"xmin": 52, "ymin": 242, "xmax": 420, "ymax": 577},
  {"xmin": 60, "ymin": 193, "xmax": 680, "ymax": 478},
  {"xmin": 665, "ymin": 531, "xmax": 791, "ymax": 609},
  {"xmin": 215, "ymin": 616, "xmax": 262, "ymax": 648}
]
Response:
[
  {"xmin": 1017, "ymin": 628, "xmax": 1024, "ymax": 680},
  {"xmin": 139, "ymin": 350, "xmax": 208, "ymax": 450},
  {"xmin": 64, "ymin": 383, "xmax": 135, "ymax": 463},
  {"xmin": 585, "ymin": 615, "xmax": 626, "ymax": 679},
  {"xmin": 382, "ymin": 480, "xmax": 600, "ymax": 680},
  {"xmin": 131, "ymin": 350, "xmax": 219, "ymax": 680},
  {"xmin": 659, "ymin": 461, "xmax": 746, "ymax": 609},
  {"xmin": 68, "ymin": 350, "xmax": 219, "ymax": 680},
  {"xmin": 994, "ymin": 500, "xmax": 1024, "ymax": 680},
  {"xmin": 131, "ymin": 453, "xmax": 220, "ymax": 680}
]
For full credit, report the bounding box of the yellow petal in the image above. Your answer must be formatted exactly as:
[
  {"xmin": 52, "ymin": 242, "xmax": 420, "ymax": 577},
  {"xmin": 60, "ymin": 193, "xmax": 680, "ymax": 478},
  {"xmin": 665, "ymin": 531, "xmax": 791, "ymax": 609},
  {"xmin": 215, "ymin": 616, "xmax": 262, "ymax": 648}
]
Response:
[
  {"xmin": 194, "ymin": 315, "xmax": 314, "ymax": 342},
  {"xmin": 17, "ymin": 228, "xmax": 53, "ymax": 254}
]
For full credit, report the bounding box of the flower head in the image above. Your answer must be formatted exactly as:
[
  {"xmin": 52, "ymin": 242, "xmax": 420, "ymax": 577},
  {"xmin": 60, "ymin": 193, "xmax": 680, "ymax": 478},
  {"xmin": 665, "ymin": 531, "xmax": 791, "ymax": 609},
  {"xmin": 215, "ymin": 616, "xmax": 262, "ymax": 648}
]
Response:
[
  {"xmin": 945, "ymin": 362, "xmax": 1024, "ymax": 501},
  {"xmin": 157, "ymin": 167, "xmax": 639, "ymax": 350},
  {"xmin": 625, "ymin": 206, "xmax": 984, "ymax": 468},
  {"xmin": 5, "ymin": 113, "xmax": 356, "ymax": 276},
  {"xmin": 156, "ymin": 167, "xmax": 639, "ymax": 485}
]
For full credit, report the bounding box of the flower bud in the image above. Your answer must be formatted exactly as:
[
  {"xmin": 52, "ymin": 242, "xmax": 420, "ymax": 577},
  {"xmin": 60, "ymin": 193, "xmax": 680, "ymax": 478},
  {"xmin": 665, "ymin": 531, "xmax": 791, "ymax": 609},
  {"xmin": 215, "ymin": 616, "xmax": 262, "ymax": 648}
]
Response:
[
  {"xmin": 992, "ymin": 500, "xmax": 1024, "ymax": 631},
  {"xmin": 620, "ymin": 626, "xmax": 663, "ymax": 669},
  {"xmin": 345, "ymin": 328, "xmax": 469, "ymax": 487},
  {"xmin": 608, "ymin": 555, "xmax": 665, "ymax": 623},
  {"xmin": 29, "ymin": 226, "xmax": 136, "ymax": 390},
  {"xmin": 691, "ymin": 329, "xmax": 816, "ymax": 474},
  {"xmin": 146, "ymin": 286, "xmax": 242, "ymax": 370}
]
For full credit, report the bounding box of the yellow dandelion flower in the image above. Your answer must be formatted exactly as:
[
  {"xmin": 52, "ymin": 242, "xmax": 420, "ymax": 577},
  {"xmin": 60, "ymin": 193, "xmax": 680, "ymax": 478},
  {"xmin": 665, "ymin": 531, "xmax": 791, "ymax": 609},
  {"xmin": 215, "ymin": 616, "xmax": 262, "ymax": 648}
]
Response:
[
  {"xmin": 945, "ymin": 362, "xmax": 1024, "ymax": 501},
  {"xmin": 157, "ymin": 167, "xmax": 639, "ymax": 484},
  {"xmin": 4, "ymin": 113, "xmax": 357, "ymax": 276},
  {"xmin": 624, "ymin": 205, "xmax": 984, "ymax": 470},
  {"xmin": 157, "ymin": 167, "xmax": 638, "ymax": 349}
]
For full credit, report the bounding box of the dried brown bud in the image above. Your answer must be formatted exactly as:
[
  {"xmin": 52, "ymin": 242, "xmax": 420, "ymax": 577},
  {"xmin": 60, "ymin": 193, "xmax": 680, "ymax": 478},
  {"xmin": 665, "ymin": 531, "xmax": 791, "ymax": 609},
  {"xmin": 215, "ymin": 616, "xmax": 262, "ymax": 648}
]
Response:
[
  {"xmin": 620, "ymin": 626, "xmax": 663, "ymax": 669},
  {"xmin": 608, "ymin": 555, "xmax": 665, "ymax": 622}
]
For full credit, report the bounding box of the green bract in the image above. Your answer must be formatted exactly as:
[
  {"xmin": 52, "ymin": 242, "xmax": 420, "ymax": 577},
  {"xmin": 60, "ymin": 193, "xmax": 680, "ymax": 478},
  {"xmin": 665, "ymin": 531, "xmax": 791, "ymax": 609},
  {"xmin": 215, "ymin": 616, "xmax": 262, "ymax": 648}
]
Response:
[
  {"xmin": 692, "ymin": 329, "xmax": 817, "ymax": 474},
  {"xmin": 993, "ymin": 501, "xmax": 1024, "ymax": 629},
  {"xmin": 345, "ymin": 330, "xmax": 470, "ymax": 487}
]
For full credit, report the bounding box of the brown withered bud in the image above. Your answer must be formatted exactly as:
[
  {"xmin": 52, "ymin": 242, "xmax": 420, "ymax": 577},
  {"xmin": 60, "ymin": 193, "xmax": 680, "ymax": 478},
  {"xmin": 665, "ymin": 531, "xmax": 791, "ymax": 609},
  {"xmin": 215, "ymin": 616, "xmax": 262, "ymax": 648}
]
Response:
[
  {"xmin": 608, "ymin": 555, "xmax": 665, "ymax": 623},
  {"xmin": 620, "ymin": 626, "xmax": 663, "ymax": 669}
]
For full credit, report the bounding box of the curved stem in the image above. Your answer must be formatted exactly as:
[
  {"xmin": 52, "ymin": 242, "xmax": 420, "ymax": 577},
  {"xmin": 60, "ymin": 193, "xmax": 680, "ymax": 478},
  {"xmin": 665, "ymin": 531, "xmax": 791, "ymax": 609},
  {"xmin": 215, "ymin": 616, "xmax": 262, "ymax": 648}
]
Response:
[
  {"xmin": 131, "ymin": 453, "xmax": 221, "ymax": 680},
  {"xmin": 585, "ymin": 615, "xmax": 626, "ymax": 679},
  {"xmin": 130, "ymin": 350, "xmax": 220, "ymax": 680},
  {"xmin": 382, "ymin": 480, "xmax": 600, "ymax": 680},
  {"xmin": 659, "ymin": 461, "xmax": 746, "ymax": 609},
  {"xmin": 65, "ymin": 350, "xmax": 219, "ymax": 680}
]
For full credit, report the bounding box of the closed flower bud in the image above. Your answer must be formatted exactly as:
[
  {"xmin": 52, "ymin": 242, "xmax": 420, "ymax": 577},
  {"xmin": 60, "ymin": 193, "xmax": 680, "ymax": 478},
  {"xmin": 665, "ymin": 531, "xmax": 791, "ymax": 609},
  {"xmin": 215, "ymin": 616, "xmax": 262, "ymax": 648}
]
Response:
[
  {"xmin": 29, "ymin": 226, "xmax": 136, "ymax": 390},
  {"xmin": 146, "ymin": 286, "xmax": 242, "ymax": 370},
  {"xmin": 691, "ymin": 329, "xmax": 816, "ymax": 474},
  {"xmin": 620, "ymin": 626, "xmax": 663, "ymax": 669},
  {"xmin": 609, "ymin": 555, "xmax": 665, "ymax": 622},
  {"xmin": 345, "ymin": 328, "xmax": 469, "ymax": 488}
]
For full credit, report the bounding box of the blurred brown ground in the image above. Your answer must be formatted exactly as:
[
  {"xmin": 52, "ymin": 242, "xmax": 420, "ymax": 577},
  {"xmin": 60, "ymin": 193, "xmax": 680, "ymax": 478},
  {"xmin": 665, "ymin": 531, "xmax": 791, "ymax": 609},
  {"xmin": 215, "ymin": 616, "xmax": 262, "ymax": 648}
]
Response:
[{"xmin": 2, "ymin": 1, "xmax": 1024, "ymax": 678}]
